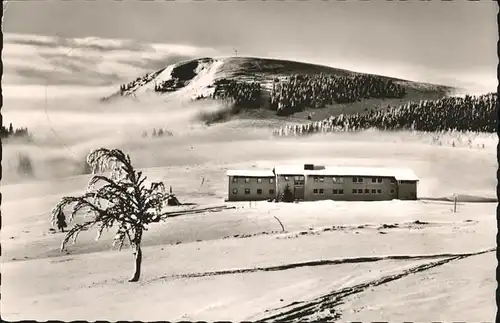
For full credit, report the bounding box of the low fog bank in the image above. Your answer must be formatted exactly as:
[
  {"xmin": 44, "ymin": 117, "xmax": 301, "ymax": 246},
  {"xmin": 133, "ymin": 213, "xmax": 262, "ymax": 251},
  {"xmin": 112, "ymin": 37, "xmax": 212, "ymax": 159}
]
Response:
[
  {"xmin": 2, "ymin": 92, "xmax": 272, "ymax": 183},
  {"xmin": 3, "ymin": 130, "xmax": 496, "ymax": 201},
  {"xmin": 2, "ymin": 87, "xmax": 496, "ymax": 200}
]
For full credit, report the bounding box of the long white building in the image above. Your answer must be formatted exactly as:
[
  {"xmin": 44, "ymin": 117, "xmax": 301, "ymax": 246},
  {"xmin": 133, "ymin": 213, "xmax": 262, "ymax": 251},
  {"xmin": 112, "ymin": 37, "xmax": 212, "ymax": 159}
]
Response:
[{"xmin": 226, "ymin": 164, "xmax": 418, "ymax": 202}]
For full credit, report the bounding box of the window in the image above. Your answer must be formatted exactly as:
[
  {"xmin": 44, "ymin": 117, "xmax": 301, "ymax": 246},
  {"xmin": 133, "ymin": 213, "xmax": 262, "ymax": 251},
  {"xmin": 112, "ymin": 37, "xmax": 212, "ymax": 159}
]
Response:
[
  {"xmin": 333, "ymin": 189, "xmax": 338, "ymax": 195},
  {"xmin": 313, "ymin": 189, "xmax": 318, "ymax": 194},
  {"xmin": 257, "ymin": 189, "xmax": 262, "ymax": 195},
  {"xmin": 390, "ymin": 189, "xmax": 395, "ymax": 194},
  {"xmin": 377, "ymin": 189, "xmax": 382, "ymax": 194},
  {"xmin": 319, "ymin": 189, "xmax": 324, "ymax": 194},
  {"xmin": 269, "ymin": 189, "xmax": 275, "ymax": 195},
  {"xmin": 371, "ymin": 177, "xmax": 377, "ymax": 183},
  {"xmin": 390, "ymin": 178, "xmax": 397, "ymax": 184},
  {"xmin": 232, "ymin": 177, "xmax": 238, "ymax": 183},
  {"xmin": 319, "ymin": 177, "xmax": 324, "ymax": 182},
  {"xmin": 358, "ymin": 189, "xmax": 363, "ymax": 194},
  {"xmin": 294, "ymin": 176, "xmax": 305, "ymax": 185},
  {"xmin": 364, "ymin": 188, "xmax": 370, "ymax": 194},
  {"xmin": 371, "ymin": 189, "xmax": 376, "ymax": 194},
  {"xmin": 333, "ymin": 177, "xmax": 343, "ymax": 183},
  {"xmin": 284, "ymin": 176, "xmax": 290, "ymax": 181},
  {"xmin": 245, "ymin": 178, "xmax": 250, "ymax": 183},
  {"xmin": 232, "ymin": 188, "xmax": 238, "ymax": 194},
  {"xmin": 339, "ymin": 189, "xmax": 344, "ymax": 195},
  {"xmin": 352, "ymin": 177, "xmax": 358, "ymax": 183},
  {"xmin": 270, "ymin": 178, "xmax": 274, "ymax": 184},
  {"xmin": 257, "ymin": 178, "xmax": 262, "ymax": 183},
  {"xmin": 352, "ymin": 189, "xmax": 357, "ymax": 194},
  {"xmin": 377, "ymin": 178, "xmax": 383, "ymax": 183},
  {"xmin": 245, "ymin": 188, "xmax": 251, "ymax": 195},
  {"xmin": 358, "ymin": 177, "xmax": 364, "ymax": 183}
]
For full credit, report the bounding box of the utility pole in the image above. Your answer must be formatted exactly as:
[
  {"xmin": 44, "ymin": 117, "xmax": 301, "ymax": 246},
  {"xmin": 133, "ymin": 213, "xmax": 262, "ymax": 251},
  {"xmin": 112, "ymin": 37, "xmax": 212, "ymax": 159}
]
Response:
[{"xmin": 234, "ymin": 48, "xmax": 238, "ymax": 57}]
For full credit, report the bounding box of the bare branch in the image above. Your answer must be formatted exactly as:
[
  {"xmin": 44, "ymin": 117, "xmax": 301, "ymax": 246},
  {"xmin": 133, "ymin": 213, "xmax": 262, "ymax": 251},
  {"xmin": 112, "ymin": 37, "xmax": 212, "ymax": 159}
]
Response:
[{"xmin": 60, "ymin": 221, "xmax": 94, "ymax": 251}]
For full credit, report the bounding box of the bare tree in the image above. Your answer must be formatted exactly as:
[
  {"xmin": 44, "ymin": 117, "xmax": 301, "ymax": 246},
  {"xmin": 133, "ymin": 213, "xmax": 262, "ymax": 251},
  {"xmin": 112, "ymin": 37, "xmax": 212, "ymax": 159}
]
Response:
[{"xmin": 50, "ymin": 148, "xmax": 171, "ymax": 282}]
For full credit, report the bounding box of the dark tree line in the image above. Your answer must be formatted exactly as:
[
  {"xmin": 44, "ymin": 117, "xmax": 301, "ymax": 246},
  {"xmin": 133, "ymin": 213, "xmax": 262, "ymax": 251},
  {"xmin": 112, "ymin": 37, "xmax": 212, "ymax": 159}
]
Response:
[
  {"xmin": 120, "ymin": 76, "xmax": 147, "ymax": 94},
  {"xmin": 119, "ymin": 70, "xmax": 164, "ymax": 95},
  {"xmin": 0, "ymin": 122, "xmax": 30, "ymax": 139},
  {"xmin": 273, "ymin": 93, "xmax": 497, "ymax": 136},
  {"xmin": 154, "ymin": 79, "xmax": 185, "ymax": 93},
  {"xmin": 142, "ymin": 128, "xmax": 174, "ymax": 138},
  {"xmin": 270, "ymin": 74, "xmax": 406, "ymax": 116},
  {"xmin": 208, "ymin": 79, "xmax": 262, "ymax": 109}
]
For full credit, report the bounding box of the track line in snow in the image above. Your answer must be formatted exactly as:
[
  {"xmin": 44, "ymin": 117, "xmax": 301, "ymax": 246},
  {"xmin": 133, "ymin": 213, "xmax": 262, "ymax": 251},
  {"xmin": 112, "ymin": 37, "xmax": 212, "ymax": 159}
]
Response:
[
  {"xmin": 255, "ymin": 248, "xmax": 495, "ymax": 322},
  {"xmin": 148, "ymin": 247, "xmax": 495, "ymax": 283}
]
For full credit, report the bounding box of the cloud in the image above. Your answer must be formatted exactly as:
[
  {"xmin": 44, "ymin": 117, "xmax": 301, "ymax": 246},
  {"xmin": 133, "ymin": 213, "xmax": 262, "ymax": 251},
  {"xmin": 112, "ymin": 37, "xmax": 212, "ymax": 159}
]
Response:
[{"xmin": 2, "ymin": 33, "xmax": 220, "ymax": 88}]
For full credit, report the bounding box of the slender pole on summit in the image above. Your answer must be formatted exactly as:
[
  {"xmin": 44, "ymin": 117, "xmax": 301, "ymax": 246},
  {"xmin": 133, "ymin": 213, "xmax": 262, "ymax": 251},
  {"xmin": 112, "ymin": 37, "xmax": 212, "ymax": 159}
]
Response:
[{"xmin": 234, "ymin": 49, "xmax": 238, "ymax": 57}]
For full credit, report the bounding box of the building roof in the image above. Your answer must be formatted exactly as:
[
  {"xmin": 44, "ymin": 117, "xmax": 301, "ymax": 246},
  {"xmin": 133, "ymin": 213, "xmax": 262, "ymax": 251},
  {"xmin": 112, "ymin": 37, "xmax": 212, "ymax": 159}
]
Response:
[
  {"xmin": 274, "ymin": 165, "xmax": 419, "ymax": 181},
  {"xmin": 226, "ymin": 169, "xmax": 275, "ymax": 177}
]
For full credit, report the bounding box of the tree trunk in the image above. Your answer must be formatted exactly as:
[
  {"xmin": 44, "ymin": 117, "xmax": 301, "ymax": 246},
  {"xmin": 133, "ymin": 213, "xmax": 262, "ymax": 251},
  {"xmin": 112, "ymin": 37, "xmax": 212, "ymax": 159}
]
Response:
[{"xmin": 128, "ymin": 243, "xmax": 142, "ymax": 282}]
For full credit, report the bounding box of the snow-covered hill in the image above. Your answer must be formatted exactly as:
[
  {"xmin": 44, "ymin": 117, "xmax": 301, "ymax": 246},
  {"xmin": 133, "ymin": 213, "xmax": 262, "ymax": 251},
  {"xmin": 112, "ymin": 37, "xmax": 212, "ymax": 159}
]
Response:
[{"xmin": 103, "ymin": 56, "xmax": 457, "ymax": 103}]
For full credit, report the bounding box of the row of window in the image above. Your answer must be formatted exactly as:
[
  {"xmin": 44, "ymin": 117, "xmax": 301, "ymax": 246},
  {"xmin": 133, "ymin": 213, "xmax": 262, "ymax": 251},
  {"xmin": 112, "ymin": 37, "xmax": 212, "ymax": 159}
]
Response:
[
  {"xmin": 353, "ymin": 177, "xmax": 392, "ymax": 184},
  {"xmin": 312, "ymin": 188, "xmax": 396, "ymax": 195},
  {"xmin": 312, "ymin": 176, "xmax": 344, "ymax": 183},
  {"xmin": 353, "ymin": 188, "xmax": 396, "ymax": 194},
  {"xmin": 306, "ymin": 176, "xmax": 392, "ymax": 184},
  {"xmin": 313, "ymin": 189, "xmax": 345, "ymax": 195},
  {"xmin": 232, "ymin": 176, "xmax": 398, "ymax": 185},
  {"xmin": 232, "ymin": 188, "xmax": 275, "ymax": 195},
  {"xmin": 232, "ymin": 177, "xmax": 275, "ymax": 184},
  {"xmin": 233, "ymin": 187, "xmax": 396, "ymax": 196},
  {"xmin": 283, "ymin": 176, "xmax": 305, "ymax": 181}
]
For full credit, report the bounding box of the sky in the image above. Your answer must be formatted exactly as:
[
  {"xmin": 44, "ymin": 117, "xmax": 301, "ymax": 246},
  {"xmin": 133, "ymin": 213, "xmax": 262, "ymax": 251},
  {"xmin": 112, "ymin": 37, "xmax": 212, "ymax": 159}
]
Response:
[{"xmin": 3, "ymin": 0, "xmax": 498, "ymax": 92}]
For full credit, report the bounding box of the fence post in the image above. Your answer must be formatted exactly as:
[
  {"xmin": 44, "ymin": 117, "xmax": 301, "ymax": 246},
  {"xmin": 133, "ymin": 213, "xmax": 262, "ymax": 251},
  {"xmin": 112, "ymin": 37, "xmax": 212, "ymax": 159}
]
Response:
[{"xmin": 453, "ymin": 194, "xmax": 457, "ymax": 213}]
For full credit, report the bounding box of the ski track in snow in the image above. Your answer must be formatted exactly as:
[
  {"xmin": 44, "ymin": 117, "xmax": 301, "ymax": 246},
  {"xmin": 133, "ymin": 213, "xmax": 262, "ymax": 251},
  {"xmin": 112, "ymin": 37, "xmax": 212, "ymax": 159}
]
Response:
[
  {"xmin": 254, "ymin": 248, "xmax": 495, "ymax": 322},
  {"xmin": 146, "ymin": 247, "xmax": 495, "ymax": 283}
]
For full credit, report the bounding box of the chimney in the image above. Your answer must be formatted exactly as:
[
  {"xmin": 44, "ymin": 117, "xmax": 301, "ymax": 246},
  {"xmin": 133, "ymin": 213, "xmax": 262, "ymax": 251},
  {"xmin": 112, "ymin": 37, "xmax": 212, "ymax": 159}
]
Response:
[{"xmin": 304, "ymin": 164, "xmax": 314, "ymax": 170}]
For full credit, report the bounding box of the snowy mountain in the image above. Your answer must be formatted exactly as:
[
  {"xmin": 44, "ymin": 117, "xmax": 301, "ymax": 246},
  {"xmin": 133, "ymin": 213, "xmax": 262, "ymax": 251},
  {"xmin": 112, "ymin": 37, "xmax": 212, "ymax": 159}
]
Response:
[{"xmin": 103, "ymin": 56, "xmax": 456, "ymax": 104}]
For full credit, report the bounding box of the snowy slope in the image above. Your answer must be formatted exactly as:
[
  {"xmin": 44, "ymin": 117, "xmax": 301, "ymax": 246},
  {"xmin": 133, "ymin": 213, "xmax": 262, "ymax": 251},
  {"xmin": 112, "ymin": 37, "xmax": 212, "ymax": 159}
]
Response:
[{"xmin": 112, "ymin": 58, "xmax": 225, "ymax": 101}]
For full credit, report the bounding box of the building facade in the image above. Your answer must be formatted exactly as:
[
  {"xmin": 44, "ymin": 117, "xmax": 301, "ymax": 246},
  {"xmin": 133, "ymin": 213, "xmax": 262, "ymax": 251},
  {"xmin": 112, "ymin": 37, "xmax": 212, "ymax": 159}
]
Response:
[
  {"xmin": 226, "ymin": 164, "xmax": 418, "ymax": 202},
  {"xmin": 226, "ymin": 169, "xmax": 276, "ymax": 201}
]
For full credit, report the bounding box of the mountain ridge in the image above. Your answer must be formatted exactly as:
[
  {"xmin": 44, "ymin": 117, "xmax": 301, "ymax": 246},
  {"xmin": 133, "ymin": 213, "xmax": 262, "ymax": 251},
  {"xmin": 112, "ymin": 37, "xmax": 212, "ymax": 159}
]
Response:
[
  {"xmin": 100, "ymin": 57, "xmax": 462, "ymax": 123},
  {"xmin": 104, "ymin": 56, "xmax": 457, "ymax": 100}
]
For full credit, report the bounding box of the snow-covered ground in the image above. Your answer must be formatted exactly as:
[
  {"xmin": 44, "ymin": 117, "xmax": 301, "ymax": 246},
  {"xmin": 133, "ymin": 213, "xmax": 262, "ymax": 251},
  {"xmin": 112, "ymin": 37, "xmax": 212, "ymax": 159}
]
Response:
[
  {"xmin": 2, "ymin": 99, "xmax": 496, "ymax": 320},
  {"xmin": 1, "ymin": 34, "xmax": 497, "ymax": 321},
  {"xmin": 2, "ymin": 193, "xmax": 496, "ymax": 320}
]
